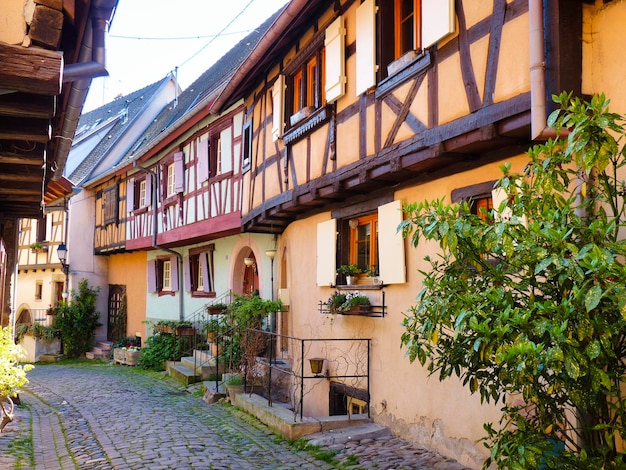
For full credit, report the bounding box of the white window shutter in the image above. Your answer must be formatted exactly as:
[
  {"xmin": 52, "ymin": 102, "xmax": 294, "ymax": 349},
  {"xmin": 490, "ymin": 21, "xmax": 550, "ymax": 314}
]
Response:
[
  {"xmin": 422, "ymin": 0, "xmax": 456, "ymax": 49},
  {"xmin": 197, "ymin": 139, "xmax": 209, "ymax": 182},
  {"xmin": 126, "ymin": 179, "xmax": 135, "ymax": 213},
  {"xmin": 147, "ymin": 259, "xmax": 157, "ymax": 293},
  {"xmin": 145, "ymin": 173, "xmax": 152, "ymax": 206},
  {"xmin": 355, "ymin": 0, "xmax": 376, "ymax": 95},
  {"xmin": 174, "ymin": 151, "xmax": 184, "ymax": 193},
  {"xmin": 272, "ymin": 75, "xmax": 285, "ymax": 142},
  {"xmin": 325, "ymin": 15, "xmax": 346, "ymax": 102},
  {"xmin": 316, "ymin": 218, "xmax": 337, "ymax": 287},
  {"xmin": 220, "ymin": 127, "xmax": 233, "ymax": 174},
  {"xmin": 45, "ymin": 213, "xmax": 52, "ymax": 241},
  {"xmin": 183, "ymin": 255, "xmax": 192, "ymax": 292},
  {"xmin": 378, "ymin": 200, "xmax": 406, "ymax": 284}
]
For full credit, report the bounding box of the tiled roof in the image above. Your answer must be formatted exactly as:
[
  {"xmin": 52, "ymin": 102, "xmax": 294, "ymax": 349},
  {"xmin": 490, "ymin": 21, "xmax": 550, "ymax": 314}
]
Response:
[
  {"xmin": 116, "ymin": 6, "xmax": 284, "ymax": 166},
  {"xmin": 68, "ymin": 76, "xmax": 174, "ymax": 185}
]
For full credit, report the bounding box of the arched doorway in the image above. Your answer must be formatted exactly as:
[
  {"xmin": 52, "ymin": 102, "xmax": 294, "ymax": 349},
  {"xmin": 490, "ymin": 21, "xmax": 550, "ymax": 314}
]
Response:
[{"xmin": 242, "ymin": 252, "xmax": 258, "ymax": 294}]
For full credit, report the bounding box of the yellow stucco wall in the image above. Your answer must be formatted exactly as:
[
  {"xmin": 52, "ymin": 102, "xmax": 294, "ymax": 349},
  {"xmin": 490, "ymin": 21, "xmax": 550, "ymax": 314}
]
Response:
[
  {"xmin": 280, "ymin": 153, "xmax": 529, "ymax": 468},
  {"xmin": 108, "ymin": 252, "xmax": 147, "ymax": 340}
]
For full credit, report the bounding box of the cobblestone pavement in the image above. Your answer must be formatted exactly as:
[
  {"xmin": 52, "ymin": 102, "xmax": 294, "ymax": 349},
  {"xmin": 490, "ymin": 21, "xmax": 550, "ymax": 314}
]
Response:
[{"xmin": 0, "ymin": 362, "xmax": 472, "ymax": 469}]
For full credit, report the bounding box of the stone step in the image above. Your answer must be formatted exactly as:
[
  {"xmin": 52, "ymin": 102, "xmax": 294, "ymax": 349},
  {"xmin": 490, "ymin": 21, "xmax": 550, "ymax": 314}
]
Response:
[
  {"xmin": 97, "ymin": 341, "xmax": 113, "ymax": 351},
  {"xmin": 169, "ymin": 363, "xmax": 201, "ymax": 385},
  {"xmin": 85, "ymin": 351, "xmax": 106, "ymax": 360},
  {"xmin": 39, "ymin": 354, "xmax": 63, "ymax": 362},
  {"xmin": 180, "ymin": 355, "xmax": 224, "ymax": 380},
  {"xmin": 201, "ymin": 380, "xmax": 227, "ymax": 404},
  {"xmin": 305, "ymin": 423, "xmax": 392, "ymax": 447}
]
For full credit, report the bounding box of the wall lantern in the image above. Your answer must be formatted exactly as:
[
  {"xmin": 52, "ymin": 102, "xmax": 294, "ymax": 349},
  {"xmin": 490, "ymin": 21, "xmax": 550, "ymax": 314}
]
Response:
[
  {"xmin": 309, "ymin": 357, "xmax": 325, "ymax": 376},
  {"xmin": 57, "ymin": 242, "xmax": 69, "ymax": 275},
  {"xmin": 244, "ymin": 257, "xmax": 255, "ymax": 267}
]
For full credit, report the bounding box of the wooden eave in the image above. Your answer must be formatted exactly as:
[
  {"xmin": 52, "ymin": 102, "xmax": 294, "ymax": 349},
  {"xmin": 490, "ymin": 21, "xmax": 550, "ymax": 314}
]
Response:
[
  {"xmin": 243, "ymin": 102, "xmax": 533, "ymax": 234},
  {"xmin": 0, "ymin": 0, "xmax": 96, "ymax": 219}
]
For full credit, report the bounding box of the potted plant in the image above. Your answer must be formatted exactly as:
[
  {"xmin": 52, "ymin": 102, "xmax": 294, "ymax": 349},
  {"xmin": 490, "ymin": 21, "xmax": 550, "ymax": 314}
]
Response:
[
  {"xmin": 204, "ymin": 318, "xmax": 221, "ymax": 343},
  {"xmin": 327, "ymin": 291, "xmax": 348, "ymax": 314},
  {"xmin": 326, "ymin": 291, "xmax": 371, "ymax": 314},
  {"xmin": 366, "ymin": 265, "xmax": 379, "ymax": 284},
  {"xmin": 46, "ymin": 305, "xmax": 58, "ymax": 315},
  {"xmin": 338, "ymin": 264, "xmax": 362, "ymax": 285},
  {"xmin": 30, "ymin": 242, "xmax": 47, "ymax": 253},
  {"xmin": 206, "ymin": 302, "xmax": 228, "ymax": 315},
  {"xmin": 225, "ymin": 373, "xmax": 245, "ymax": 404}
]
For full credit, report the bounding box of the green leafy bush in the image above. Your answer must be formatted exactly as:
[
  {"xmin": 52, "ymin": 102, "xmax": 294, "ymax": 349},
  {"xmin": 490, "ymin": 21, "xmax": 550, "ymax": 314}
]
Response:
[
  {"xmin": 137, "ymin": 333, "xmax": 185, "ymax": 370},
  {"xmin": 0, "ymin": 327, "xmax": 33, "ymax": 398},
  {"xmin": 52, "ymin": 279, "xmax": 101, "ymax": 359},
  {"xmin": 400, "ymin": 93, "xmax": 626, "ymax": 468}
]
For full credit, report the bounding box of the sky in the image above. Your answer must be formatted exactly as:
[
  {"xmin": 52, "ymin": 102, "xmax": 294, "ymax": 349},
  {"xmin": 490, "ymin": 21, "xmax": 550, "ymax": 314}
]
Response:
[{"xmin": 84, "ymin": 0, "xmax": 289, "ymax": 112}]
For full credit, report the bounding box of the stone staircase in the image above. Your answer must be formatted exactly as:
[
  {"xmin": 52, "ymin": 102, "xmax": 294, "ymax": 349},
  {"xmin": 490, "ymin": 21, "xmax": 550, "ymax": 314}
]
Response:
[
  {"xmin": 168, "ymin": 349, "xmax": 225, "ymax": 386},
  {"xmin": 85, "ymin": 341, "xmax": 113, "ymax": 360}
]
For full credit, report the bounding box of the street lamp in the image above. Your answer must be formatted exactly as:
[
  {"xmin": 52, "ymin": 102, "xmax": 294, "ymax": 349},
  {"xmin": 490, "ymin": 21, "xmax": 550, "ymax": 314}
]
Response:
[
  {"xmin": 57, "ymin": 243, "xmax": 69, "ymax": 274},
  {"xmin": 57, "ymin": 243, "xmax": 70, "ymax": 299}
]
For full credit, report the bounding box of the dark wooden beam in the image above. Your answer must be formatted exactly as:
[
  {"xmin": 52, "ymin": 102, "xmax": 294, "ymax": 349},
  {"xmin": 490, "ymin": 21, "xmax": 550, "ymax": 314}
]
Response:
[
  {"xmin": 0, "ymin": 118, "xmax": 50, "ymax": 143},
  {"xmin": 0, "ymin": 93, "xmax": 55, "ymax": 119},
  {"xmin": 0, "ymin": 42, "xmax": 62, "ymax": 95}
]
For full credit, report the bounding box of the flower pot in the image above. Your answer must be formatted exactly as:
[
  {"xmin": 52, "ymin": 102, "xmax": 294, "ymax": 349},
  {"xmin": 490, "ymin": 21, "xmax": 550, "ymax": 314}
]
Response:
[
  {"xmin": 344, "ymin": 305, "xmax": 370, "ymax": 315},
  {"xmin": 346, "ymin": 275, "xmax": 354, "ymax": 285},
  {"xmin": 113, "ymin": 348, "xmax": 126, "ymax": 364},
  {"xmin": 207, "ymin": 332, "xmax": 217, "ymax": 343},
  {"xmin": 227, "ymin": 384, "xmax": 245, "ymax": 404},
  {"xmin": 125, "ymin": 350, "xmax": 141, "ymax": 366},
  {"xmin": 176, "ymin": 327, "xmax": 196, "ymax": 336}
]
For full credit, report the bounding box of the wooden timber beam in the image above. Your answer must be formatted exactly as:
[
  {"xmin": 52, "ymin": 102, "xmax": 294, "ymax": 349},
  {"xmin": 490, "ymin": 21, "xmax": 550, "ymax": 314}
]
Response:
[
  {"xmin": 0, "ymin": 42, "xmax": 63, "ymax": 95},
  {"xmin": 0, "ymin": 93, "xmax": 55, "ymax": 119},
  {"xmin": 0, "ymin": 118, "xmax": 50, "ymax": 143}
]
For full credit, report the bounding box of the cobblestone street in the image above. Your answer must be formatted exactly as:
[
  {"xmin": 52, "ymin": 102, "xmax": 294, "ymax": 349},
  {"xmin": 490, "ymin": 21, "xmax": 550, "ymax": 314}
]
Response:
[{"xmin": 0, "ymin": 363, "xmax": 471, "ymax": 469}]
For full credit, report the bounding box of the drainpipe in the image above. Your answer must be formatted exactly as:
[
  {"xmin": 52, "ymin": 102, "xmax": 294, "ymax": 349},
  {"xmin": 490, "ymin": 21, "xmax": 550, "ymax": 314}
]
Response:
[
  {"xmin": 529, "ymin": 0, "xmax": 558, "ymax": 141},
  {"xmin": 133, "ymin": 162, "xmax": 184, "ymax": 322},
  {"xmin": 62, "ymin": 10, "xmax": 109, "ymax": 83}
]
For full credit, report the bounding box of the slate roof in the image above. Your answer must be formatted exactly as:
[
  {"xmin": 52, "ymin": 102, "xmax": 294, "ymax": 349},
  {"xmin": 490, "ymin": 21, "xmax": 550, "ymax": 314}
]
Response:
[
  {"xmin": 68, "ymin": 76, "xmax": 175, "ymax": 185},
  {"xmin": 115, "ymin": 5, "xmax": 284, "ymax": 167}
]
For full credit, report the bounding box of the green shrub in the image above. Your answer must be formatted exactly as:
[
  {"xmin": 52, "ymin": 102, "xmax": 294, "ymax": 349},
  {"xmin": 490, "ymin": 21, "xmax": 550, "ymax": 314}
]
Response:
[
  {"xmin": 52, "ymin": 279, "xmax": 100, "ymax": 359},
  {"xmin": 137, "ymin": 333, "xmax": 185, "ymax": 370}
]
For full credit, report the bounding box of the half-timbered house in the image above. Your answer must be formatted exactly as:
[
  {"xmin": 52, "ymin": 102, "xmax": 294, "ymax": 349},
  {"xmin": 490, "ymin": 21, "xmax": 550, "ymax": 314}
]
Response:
[
  {"xmin": 64, "ymin": 77, "xmax": 178, "ymax": 344},
  {"xmin": 208, "ymin": 0, "xmax": 591, "ymax": 466},
  {"xmin": 81, "ymin": 9, "xmax": 283, "ymax": 342}
]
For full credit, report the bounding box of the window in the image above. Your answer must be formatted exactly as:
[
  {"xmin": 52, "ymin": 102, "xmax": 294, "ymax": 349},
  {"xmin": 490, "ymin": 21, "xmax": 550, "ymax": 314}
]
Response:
[
  {"xmin": 147, "ymin": 256, "xmax": 179, "ymax": 295},
  {"xmin": 166, "ymin": 162, "xmax": 176, "ymax": 197},
  {"xmin": 139, "ymin": 180, "xmax": 147, "ymax": 207},
  {"xmin": 209, "ymin": 124, "xmax": 233, "ymax": 177},
  {"xmin": 128, "ymin": 174, "xmax": 151, "ymax": 212},
  {"xmin": 184, "ymin": 244, "xmax": 216, "ymax": 297},
  {"xmin": 285, "ymin": 34, "xmax": 326, "ymax": 124},
  {"xmin": 471, "ymin": 196, "xmax": 493, "ymax": 222},
  {"xmin": 162, "ymin": 260, "xmax": 172, "ymax": 291},
  {"xmin": 349, "ymin": 213, "xmax": 379, "ymax": 277},
  {"xmin": 355, "ymin": 0, "xmax": 455, "ymax": 94},
  {"xmin": 35, "ymin": 281, "xmax": 43, "ymax": 301},
  {"xmin": 103, "ymin": 185, "xmax": 119, "ymax": 225},
  {"xmin": 242, "ymin": 120, "xmax": 252, "ymax": 171},
  {"xmin": 316, "ymin": 199, "xmax": 406, "ymax": 287},
  {"xmin": 275, "ymin": 16, "xmax": 346, "ymax": 144},
  {"xmin": 395, "ymin": 0, "xmax": 421, "ymax": 58}
]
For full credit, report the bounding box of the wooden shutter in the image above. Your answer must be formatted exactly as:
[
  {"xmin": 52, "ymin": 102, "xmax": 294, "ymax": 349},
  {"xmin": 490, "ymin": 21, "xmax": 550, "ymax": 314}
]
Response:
[
  {"xmin": 378, "ymin": 200, "xmax": 406, "ymax": 284},
  {"xmin": 147, "ymin": 259, "xmax": 157, "ymax": 293},
  {"xmin": 272, "ymin": 75, "xmax": 285, "ymax": 142},
  {"xmin": 197, "ymin": 139, "xmax": 209, "ymax": 182},
  {"xmin": 356, "ymin": 0, "xmax": 376, "ymax": 95},
  {"xmin": 316, "ymin": 218, "xmax": 337, "ymax": 286},
  {"xmin": 174, "ymin": 151, "xmax": 184, "ymax": 193},
  {"xmin": 126, "ymin": 179, "xmax": 134, "ymax": 213},
  {"xmin": 422, "ymin": 0, "xmax": 456, "ymax": 48},
  {"xmin": 183, "ymin": 255, "xmax": 192, "ymax": 292},
  {"xmin": 145, "ymin": 173, "xmax": 152, "ymax": 207},
  {"xmin": 170, "ymin": 256, "xmax": 179, "ymax": 292},
  {"xmin": 325, "ymin": 15, "xmax": 346, "ymax": 102},
  {"xmin": 220, "ymin": 128, "xmax": 233, "ymax": 174}
]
